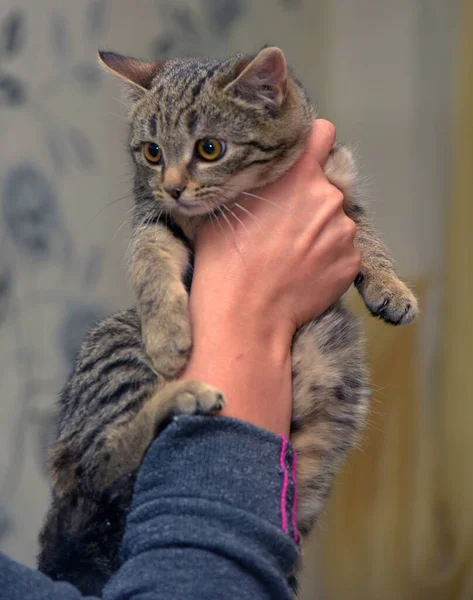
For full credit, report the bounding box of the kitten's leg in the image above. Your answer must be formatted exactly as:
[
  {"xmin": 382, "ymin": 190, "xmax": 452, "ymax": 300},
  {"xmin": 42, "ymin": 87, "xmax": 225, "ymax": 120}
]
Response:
[
  {"xmin": 129, "ymin": 223, "xmax": 192, "ymax": 378},
  {"xmin": 324, "ymin": 144, "xmax": 418, "ymax": 325},
  {"xmin": 52, "ymin": 379, "xmax": 225, "ymax": 496},
  {"xmin": 290, "ymin": 305, "xmax": 370, "ymax": 537},
  {"xmin": 48, "ymin": 309, "xmax": 223, "ymax": 498},
  {"xmin": 49, "ymin": 308, "xmax": 159, "ymax": 500},
  {"xmin": 88, "ymin": 380, "xmax": 225, "ymax": 490},
  {"xmin": 41, "ymin": 310, "xmax": 223, "ymax": 594}
]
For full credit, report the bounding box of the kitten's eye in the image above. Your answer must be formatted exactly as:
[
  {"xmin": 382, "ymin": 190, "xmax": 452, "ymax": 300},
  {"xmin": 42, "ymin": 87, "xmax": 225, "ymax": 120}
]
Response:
[
  {"xmin": 143, "ymin": 142, "xmax": 163, "ymax": 164},
  {"xmin": 196, "ymin": 138, "xmax": 226, "ymax": 161}
]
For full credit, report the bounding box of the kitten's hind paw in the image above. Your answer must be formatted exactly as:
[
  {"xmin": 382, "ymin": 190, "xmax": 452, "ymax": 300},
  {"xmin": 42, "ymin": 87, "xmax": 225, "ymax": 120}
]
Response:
[
  {"xmin": 83, "ymin": 381, "xmax": 225, "ymax": 493},
  {"xmin": 171, "ymin": 380, "xmax": 226, "ymax": 416},
  {"xmin": 356, "ymin": 274, "xmax": 418, "ymax": 325}
]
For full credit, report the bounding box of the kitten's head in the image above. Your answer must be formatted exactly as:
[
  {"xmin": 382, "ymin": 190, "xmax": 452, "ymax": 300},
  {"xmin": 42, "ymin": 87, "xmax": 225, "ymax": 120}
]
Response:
[{"xmin": 99, "ymin": 47, "xmax": 313, "ymax": 218}]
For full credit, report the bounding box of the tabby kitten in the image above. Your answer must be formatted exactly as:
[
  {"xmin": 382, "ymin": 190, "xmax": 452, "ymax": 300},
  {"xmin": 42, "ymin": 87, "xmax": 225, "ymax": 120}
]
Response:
[{"xmin": 38, "ymin": 47, "xmax": 418, "ymax": 595}]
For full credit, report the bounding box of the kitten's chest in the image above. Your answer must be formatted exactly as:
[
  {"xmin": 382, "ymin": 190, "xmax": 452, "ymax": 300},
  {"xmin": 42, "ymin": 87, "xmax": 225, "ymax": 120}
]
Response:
[
  {"xmin": 168, "ymin": 213, "xmax": 203, "ymax": 294},
  {"xmin": 171, "ymin": 213, "xmax": 204, "ymax": 247}
]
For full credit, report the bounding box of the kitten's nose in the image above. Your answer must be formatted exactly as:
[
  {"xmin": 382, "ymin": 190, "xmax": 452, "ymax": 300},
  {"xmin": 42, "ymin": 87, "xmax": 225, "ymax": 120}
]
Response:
[
  {"xmin": 163, "ymin": 167, "xmax": 188, "ymax": 201},
  {"xmin": 165, "ymin": 186, "xmax": 184, "ymax": 200}
]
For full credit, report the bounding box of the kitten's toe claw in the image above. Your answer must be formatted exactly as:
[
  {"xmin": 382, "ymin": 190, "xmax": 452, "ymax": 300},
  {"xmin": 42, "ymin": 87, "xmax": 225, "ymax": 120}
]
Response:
[
  {"xmin": 382, "ymin": 291, "xmax": 417, "ymax": 325},
  {"xmin": 394, "ymin": 296, "xmax": 418, "ymax": 325},
  {"xmin": 172, "ymin": 341, "xmax": 190, "ymax": 356},
  {"xmin": 376, "ymin": 297, "xmax": 390, "ymax": 315},
  {"xmin": 360, "ymin": 279, "xmax": 418, "ymax": 326},
  {"xmin": 354, "ymin": 272, "xmax": 364, "ymax": 287}
]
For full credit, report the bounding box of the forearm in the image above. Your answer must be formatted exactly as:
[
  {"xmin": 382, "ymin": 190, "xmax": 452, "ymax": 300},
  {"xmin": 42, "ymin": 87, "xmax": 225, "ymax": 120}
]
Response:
[
  {"xmin": 180, "ymin": 240, "xmax": 296, "ymax": 436},
  {"xmin": 183, "ymin": 306, "xmax": 293, "ymax": 436}
]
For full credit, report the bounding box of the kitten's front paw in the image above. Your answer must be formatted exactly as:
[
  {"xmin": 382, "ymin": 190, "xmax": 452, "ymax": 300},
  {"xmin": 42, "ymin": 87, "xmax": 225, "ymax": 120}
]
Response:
[
  {"xmin": 143, "ymin": 312, "xmax": 191, "ymax": 379},
  {"xmin": 324, "ymin": 143, "xmax": 357, "ymax": 196},
  {"xmin": 356, "ymin": 274, "xmax": 418, "ymax": 325},
  {"xmin": 171, "ymin": 380, "xmax": 226, "ymax": 416}
]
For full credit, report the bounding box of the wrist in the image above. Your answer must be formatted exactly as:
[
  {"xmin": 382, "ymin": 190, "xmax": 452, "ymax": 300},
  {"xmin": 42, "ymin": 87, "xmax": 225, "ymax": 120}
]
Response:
[{"xmin": 182, "ymin": 304, "xmax": 294, "ymax": 436}]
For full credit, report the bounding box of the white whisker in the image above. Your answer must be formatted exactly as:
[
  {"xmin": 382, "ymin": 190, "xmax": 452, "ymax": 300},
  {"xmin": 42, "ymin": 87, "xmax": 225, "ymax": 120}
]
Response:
[
  {"xmin": 221, "ymin": 204, "xmax": 249, "ymax": 236},
  {"xmin": 217, "ymin": 205, "xmax": 235, "ymax": 237},
  {"xmin": 85, "ymin": 194, "xmax": 134, "ymax": 227},
  {"xmin": 127, "ymin": 207, "xmax": 157, "ymax": 260},
  {"xmin": 134, "ymin": 206, "xmax": 160, "ymax": 236},
  {"xmin": 232, "ymin": 202, "xmax": 263, "ymax": 231},
  {"xmin": 107, "ymin": 112, "xmax": 131, "ymax": 123},
  {"xmin": 216, "ymin": 205, "xmax": 247, "ymax": 263},
  {"xmin": 112, "ymin": 206, "xmax": 136, "ymax": 241},
  {"xmin": 210, "ymin": 210, "xmax": 227, "ymax": 239},
  {"xmin": 240, "ymin": 190, "xmax": 285, "ymax": 211},
  {"xmin": 113, "ymin": 96, "xmax": 133, "ymax": 112}
]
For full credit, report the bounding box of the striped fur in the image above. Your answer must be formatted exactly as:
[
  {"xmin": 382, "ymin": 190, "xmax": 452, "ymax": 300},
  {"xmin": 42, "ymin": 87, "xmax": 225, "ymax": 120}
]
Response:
[{"xmin": 38, "ymin": 47, "xmax": 418, "ymax": 595}]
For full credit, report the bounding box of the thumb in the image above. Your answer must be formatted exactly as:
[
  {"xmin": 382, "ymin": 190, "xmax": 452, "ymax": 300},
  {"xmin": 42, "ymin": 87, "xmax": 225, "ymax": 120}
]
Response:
[{"xmin": 304, "ymin": 119, "xmax": 336, "ymax": 170}]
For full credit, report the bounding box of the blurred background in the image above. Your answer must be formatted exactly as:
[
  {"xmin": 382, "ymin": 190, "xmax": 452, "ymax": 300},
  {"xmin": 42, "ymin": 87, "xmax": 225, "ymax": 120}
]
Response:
[{"xmin": 0, "ymin": 0, "xmax": 470, "ymax": 598}]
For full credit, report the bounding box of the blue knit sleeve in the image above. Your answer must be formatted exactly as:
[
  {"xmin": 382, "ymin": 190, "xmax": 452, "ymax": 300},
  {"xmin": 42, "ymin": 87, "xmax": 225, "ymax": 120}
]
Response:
[
  {"xmin": 0, "ymin": 416, "xmax": 300, "ymax": 600},
  {"xmin": 104, "ymin": 415, "xmax": 300, "ymax": 600}
]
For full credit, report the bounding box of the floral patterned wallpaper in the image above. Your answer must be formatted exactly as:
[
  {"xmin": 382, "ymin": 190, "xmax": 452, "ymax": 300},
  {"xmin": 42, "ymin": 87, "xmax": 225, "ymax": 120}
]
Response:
[
  {"xmin": 0, "ymin": 1, "xmax": 112, "ymax": 556},
  {"xmin": 0, "ymin": 0, "xmax": 304, "ymax": 571}
]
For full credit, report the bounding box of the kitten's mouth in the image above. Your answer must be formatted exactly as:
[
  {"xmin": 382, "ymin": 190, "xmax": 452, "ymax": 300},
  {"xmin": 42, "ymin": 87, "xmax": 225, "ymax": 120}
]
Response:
[
  {"xmin": 174, "ymin": 197, "xmax": 216, "ymax": 217},
  {"xmin": 176, "ymin": 198, "xmax": 197, "ymax": 209}
]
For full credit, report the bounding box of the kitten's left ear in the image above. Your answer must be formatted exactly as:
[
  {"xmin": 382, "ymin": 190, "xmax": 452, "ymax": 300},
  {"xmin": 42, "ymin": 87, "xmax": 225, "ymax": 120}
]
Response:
[
  {"xmin": 225, "ymin": 46, "xmax": 287, "ymax": 110},
  {"xmin": 98, "ymin": 51, "xmax": 164, "ymax": 104}
]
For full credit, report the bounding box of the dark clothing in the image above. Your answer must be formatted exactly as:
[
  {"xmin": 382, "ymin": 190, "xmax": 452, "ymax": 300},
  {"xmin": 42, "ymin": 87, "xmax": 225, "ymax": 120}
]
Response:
[{"xmin": 0, "ymin": 416, "xmax": 299, "ymax": 599}]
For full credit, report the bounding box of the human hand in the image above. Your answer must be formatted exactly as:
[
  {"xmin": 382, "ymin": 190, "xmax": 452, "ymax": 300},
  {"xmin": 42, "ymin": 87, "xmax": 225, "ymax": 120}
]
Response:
[{"xmin": 182, "ymin": 120, "xmax": 360, "ymax": 435}]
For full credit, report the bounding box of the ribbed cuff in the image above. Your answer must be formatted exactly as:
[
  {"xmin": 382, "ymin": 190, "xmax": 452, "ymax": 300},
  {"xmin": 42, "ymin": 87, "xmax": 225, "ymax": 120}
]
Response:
[
  {"xmin": 121, "ymin": 416, "xmax": 300, "ymax": 570},
  {"xmin": 129, "ymin": 416, "xmax": 298, "ymax": 540}
]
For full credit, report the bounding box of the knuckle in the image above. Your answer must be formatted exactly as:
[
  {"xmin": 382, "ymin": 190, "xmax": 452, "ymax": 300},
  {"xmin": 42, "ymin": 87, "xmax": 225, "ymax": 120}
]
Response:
[
  {"xmin": 344, "ymin": 217, "xmax": 357, "ymax": 239},
  {"xmin": 316, "ymin": 119, "xmax": 336, "ymax": 147},
  {"xmin": 327, "ymin": 186, "xmax": 344, "ymax": 209}
]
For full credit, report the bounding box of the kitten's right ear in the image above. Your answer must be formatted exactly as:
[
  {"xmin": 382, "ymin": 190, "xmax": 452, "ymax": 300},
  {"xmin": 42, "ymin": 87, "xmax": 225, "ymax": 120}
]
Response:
[
  {"xmin": 224, "ymin": 46, "xmax": 287, "ymax": 111},
  {"xmin": 98, "ymin": 51, "xmax": 164, "ymax": 104}
]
